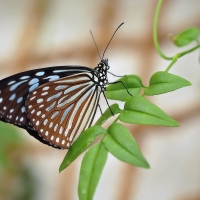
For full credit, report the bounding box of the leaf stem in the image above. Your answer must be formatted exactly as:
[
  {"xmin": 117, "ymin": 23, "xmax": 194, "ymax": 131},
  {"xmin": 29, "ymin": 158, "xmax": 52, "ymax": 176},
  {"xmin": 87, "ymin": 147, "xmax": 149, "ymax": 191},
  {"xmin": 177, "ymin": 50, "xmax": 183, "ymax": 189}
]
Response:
[
  {"xmin": 165, "ymin": 44, "xmax": 200, "ymax": 72},
  {"xmin": 178, "ymin": 44, "xmax": 200, "ymax": 58}
]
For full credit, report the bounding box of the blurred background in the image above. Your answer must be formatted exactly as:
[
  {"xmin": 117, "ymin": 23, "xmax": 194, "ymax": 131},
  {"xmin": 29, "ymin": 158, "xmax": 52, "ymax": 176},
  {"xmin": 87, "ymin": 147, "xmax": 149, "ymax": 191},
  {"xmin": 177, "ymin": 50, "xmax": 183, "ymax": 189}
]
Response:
[{"xmin": 0, "ymin": 0, "xmax": 200, "ymax": 200}]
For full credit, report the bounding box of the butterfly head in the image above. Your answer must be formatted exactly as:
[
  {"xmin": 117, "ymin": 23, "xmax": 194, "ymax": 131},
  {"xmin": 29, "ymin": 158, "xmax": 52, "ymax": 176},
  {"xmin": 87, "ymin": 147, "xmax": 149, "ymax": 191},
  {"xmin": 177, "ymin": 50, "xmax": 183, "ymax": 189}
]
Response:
[{"xmin": 95, "ymin": 59, "xmax": 109, "ymax": 71}]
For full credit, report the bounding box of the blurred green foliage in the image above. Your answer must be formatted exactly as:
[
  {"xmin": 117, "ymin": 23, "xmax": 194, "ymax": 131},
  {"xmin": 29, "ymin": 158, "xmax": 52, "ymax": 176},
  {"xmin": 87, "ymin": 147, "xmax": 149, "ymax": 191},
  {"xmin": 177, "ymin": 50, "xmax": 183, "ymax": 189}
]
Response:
[{"xmin": 0, "ymin": 122, "xmax": 37, "ymax": 200}]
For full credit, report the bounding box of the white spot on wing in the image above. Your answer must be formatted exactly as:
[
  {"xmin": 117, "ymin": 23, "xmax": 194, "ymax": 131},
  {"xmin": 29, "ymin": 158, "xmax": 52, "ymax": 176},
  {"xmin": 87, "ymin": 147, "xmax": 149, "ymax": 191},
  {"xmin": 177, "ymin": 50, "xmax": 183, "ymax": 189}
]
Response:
[
  {"xmin": 51, "ymin": 111, "xmax": 59, "ymax": 119},
  {"xmin": 49, "ymin": 122, "xmax": 53, "ymax": 128},
  {"xmin": 55, "ymin": 85, "xmax": 67, "ymax": 90},
  {"xmin": 56, "ymin": 138, "xmax": 59, "ymax": 143},
  {"xmin": 8, "ymin": 80, "xmax": 16, "ymax": 85},
  {"xmin": 46, "ymin": 101, "xmax": 56, "ymax": 111},
  {"xmin": 36, "ymin": 120, "xmax": 39, "ymax": 126},
  {"xmin": 36, "ymin": 111, "xmax": 41, "ymax": 116},
  {"xmin": 10, "ymin": 109, "xmax": 14, "ymax": 113},
  {"xmin": 41, "ymin": 114, "xmax": 45, "ymax": 118},
  {"xmin": 43, "ymin": 119, "xmax": 48, "ymax": 125},
  {"xmin": 47, "ymin": 92, "xmax": 62, "ymax": 102},
  {"xmin": 29, "ymin": 83, "xmax": 39, "ymax": 92},
  {"xmin": 66, "ymin": 143, "xmax": 70, "ymax": 148},
  {"xmin": 37, "ymin": 98, "xmax": 43, "ymax": 103},
  {"xmin": 17, "ymin": 97, "xmax": 23, "ymax": 103},
  {"xmin": 41, "ymin": 92, "xmax": 48, "ymax": 96},
  {"xmin": 9, "ymin": 80, "xmax": 27, "ymax": 91},
  {"xmin": 39, "ymin": 104, "xmax": 44, "ymax": 108},
  {"xmin": 20, "ymin": 76, "xmax": 30, "ymax": 80},
  {"xmin": 36, "ymin": 71, "xmax": 45, "ymax": 76},
  {"xmin": 44, "ymin": 75, "xmax": 60, "ymax": 82},
  {"xmin": 9, "ymin": 93, "xmax": 16, "ymax": 100},
  {"xmin": 59, "ymin": 127, "xmax": 63, "ymax": 134},
  {"xmin": 54, "ymin": 124, "xmax": 58, "ymax": 131},
  {"xmin": 50, "ymin": 136, "xmax": 54, "ymax": 140},
  {"xmin": 30, "ymin": 96, "xmax": 36, "ymax": 100},
  {"xmin": 21, "ymin": 106, "xmax": 25, "ymax": 113},
  {"xmin": 28, "ymin": 78, "xmax": 39, "ymax": 85},
  {"xmin": 42, "ymin": 86, "xmax": 49, "ymax": 91}
]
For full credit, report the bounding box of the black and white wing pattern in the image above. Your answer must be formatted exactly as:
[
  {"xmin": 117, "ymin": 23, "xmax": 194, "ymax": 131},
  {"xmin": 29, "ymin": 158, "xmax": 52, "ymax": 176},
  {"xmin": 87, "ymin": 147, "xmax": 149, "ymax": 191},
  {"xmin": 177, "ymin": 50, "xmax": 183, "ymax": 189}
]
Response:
[{"xmin": 0, "ymin": 60, "xmax": 109, "ymax": 149}]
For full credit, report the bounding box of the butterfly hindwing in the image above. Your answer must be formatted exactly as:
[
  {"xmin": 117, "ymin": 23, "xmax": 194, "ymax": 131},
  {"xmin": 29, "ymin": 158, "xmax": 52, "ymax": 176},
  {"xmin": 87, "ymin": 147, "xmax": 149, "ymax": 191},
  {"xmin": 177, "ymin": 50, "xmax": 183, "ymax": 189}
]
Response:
[{"xmin": 25, "ymin": 72, "xmax": 101, "ymax": 149}]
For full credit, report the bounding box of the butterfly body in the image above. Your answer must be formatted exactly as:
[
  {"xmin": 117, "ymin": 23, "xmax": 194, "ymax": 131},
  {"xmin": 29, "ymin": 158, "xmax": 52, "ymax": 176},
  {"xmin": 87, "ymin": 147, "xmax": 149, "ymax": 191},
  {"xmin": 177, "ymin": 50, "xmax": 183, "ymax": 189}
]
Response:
[{"xmin": 0, "ymin": 59, "xmax": 109, "ymax": 149}]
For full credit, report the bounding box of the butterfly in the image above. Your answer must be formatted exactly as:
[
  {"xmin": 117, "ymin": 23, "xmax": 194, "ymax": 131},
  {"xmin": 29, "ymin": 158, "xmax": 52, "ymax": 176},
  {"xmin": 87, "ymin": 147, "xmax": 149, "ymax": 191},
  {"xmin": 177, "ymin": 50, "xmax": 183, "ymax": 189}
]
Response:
[
  {"xmin": 0, "ymin": 23, "xmax": 125, "ymax": 149},
  {"xmin": 0, "ymin": 60, "xmax": 110, "ymax": 149}
]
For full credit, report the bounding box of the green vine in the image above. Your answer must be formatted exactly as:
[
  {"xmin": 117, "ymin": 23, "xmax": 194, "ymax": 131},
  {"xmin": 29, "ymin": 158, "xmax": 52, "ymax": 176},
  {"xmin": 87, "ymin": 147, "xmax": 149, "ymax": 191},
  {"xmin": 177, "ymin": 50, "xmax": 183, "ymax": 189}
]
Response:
[{"xmin": 154, "ymin": 0, "xmax": 200, "ymax": 72}]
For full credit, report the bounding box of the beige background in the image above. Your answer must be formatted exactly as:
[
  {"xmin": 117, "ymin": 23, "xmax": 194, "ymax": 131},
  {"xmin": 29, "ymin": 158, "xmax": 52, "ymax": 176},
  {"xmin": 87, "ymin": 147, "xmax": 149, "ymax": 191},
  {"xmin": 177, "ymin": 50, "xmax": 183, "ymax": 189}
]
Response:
[{"xmin": 0, "ymin": 0, "xmax": 200, "ymax": 200}]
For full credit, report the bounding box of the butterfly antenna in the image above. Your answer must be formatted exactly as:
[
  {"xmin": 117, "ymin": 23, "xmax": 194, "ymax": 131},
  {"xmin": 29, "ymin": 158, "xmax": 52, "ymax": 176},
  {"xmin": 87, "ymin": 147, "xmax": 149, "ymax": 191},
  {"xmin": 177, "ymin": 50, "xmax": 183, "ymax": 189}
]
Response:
[
  {"xmin": 90, "ymin": 30, "xmax": 102, "ymax": 60},
  {"xmin": 102, "ymin": 22, "xmax": 124, "ymax": 60}
]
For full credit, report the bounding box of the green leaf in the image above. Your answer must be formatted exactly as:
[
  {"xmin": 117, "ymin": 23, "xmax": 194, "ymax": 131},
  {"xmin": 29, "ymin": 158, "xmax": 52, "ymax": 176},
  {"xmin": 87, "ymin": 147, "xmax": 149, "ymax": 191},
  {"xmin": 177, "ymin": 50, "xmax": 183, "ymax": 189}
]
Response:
[
  {"xmin": 95, "ymin": 104, "xmax": 121, "ymax": 126},
  {"xmin": 144, "ymin": 71, "xmax": 191, "ymax": 95},
  {"xmin": 103, "ymin": 123, "xmax": 149, "ymax": 168},
  {"xmin": 171, "ymin": 27, "xmax": 200, "ymax": 47},
  {"xmin": 59, "ymin": 126, "xmax": 106, "ymax": 172},
  {"xmin": 119, "ymin": 96, "xmax": 179, "ymax": 126},
  {"xmin": 106, "ymin": 75, "xmax": 144, "ymax": 101},
  {"xmin": 78, "ymin": 142, "xmax": 108, "ymax": 200}
]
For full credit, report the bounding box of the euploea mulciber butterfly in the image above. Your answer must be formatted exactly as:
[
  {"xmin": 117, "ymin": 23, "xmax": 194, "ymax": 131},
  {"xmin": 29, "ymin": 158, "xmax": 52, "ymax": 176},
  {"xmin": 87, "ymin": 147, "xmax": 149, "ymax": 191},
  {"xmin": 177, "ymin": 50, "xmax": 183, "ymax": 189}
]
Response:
[{"xmin": 0, "ymin": 23, "xmax": 124, "ymax": 149}]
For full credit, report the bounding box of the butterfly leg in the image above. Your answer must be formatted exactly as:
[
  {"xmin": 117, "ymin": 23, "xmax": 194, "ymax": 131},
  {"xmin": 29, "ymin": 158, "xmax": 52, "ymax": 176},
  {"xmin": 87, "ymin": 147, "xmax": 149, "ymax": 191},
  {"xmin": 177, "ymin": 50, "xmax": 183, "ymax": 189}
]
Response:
[
  {"xmin": 108, "ymin": 71, "xmax": 125, "ymax": 77},
  {"xmin": 108, "ymin": 81, "xmax": 132, "ymax": 96},
  {"xmin": 98, "ymin": 104, "xmax": 103, "ymax": 115},
  {"xmin": 102, "ymin": 92, "xmax": 114, "ymax": 116}
]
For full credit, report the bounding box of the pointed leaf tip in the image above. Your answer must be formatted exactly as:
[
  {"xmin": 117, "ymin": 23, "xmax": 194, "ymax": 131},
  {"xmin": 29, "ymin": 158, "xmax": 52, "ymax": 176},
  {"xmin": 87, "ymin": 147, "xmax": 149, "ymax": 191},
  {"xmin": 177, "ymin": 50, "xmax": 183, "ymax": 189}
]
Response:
[
  {"xmin": 103, "ymin": 123, "xmax": 150, "ymax": 168},
  {"xmin": 119, "ymin": 96, "xmax": 179, "ymax": 127},
  {"xmin": 144, "ymin": 71, "xmax": 191, "ymax": 96},
  {"xmin": 59, "ymin": 125, "xmax": 106, "ymax": 172}
]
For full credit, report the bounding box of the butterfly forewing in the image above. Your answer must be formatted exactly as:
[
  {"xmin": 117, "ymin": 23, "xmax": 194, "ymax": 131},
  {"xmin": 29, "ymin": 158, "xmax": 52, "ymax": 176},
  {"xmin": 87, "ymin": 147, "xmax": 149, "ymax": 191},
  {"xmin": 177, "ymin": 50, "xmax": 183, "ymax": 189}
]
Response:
[{"xmin": 25, "ymin": 73, "xmax": 101, "ymax": 149}]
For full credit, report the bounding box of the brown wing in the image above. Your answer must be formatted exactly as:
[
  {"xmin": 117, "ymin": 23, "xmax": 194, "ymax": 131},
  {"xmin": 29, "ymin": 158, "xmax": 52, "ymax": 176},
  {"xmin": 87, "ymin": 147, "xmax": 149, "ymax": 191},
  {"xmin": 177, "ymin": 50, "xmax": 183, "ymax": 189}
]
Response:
[{"xmin": 25, "ymin": 73, "xmax": 101, "ymax": 149}]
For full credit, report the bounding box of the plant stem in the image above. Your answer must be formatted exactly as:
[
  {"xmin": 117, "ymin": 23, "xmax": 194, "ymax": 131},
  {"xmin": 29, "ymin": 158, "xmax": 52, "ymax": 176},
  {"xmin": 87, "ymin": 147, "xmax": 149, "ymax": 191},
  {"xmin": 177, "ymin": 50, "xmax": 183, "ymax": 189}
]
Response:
[
  {"xmin": 165, "ymin": 57, "xmax": 177, "ymax": 72},
  {"xmin": 153, "ymin": 0, "xmax": 173, "ymax": 60},
  {"xmin": 165, "ymin": 44, "xmax": 200, "ymax": 72},
  {"xmin": 178, "ymin": 44, "xmax": 200, "ymax": 58}
]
